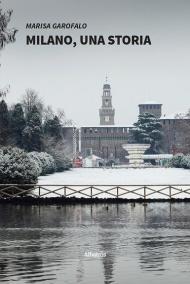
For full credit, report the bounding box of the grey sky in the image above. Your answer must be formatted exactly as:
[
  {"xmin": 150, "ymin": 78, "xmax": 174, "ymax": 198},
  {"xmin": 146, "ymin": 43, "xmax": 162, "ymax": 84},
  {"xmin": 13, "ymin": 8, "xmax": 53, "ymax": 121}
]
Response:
[{"xmin": 0, "ymin": 0, "xmax": 190, "ymax": 125}]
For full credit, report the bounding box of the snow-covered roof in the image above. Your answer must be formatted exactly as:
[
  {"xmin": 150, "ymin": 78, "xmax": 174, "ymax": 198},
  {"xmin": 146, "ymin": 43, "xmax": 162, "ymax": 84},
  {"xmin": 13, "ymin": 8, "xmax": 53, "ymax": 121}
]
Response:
[
  {"xmin": 84, "ymin": 154, "xmax": 103, "ymax": 160},
  {"xmin": 80, "ymin": 125, "xmax": 134, "ymax": 128},
  {"xmin": 161, "ymin": 112, "xmax": 190, "ymax": 119},
  {"xmin": 139, "ymin": 101, "xmax": 162, "ymax": 105}
]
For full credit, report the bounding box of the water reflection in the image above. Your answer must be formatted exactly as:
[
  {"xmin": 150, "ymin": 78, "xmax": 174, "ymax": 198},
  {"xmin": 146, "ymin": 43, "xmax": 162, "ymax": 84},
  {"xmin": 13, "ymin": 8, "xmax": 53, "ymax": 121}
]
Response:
[{"xmin": 0, "ymin": 204, "xmax": 190, "ymax": 283}]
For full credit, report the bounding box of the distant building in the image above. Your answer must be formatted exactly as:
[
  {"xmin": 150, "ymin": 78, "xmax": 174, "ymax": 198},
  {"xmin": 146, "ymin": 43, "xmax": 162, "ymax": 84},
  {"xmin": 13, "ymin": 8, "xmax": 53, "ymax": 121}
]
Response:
[
  {"xmin": 99, "ymin": 83, "xmax": 115, "ymax": 125},
  {"xmin": 139, "ymin": 102, "xmax": 162, "ymax": 118},
  {"xmin": 80, "ymin": 125, "xmax": 132, "ymax": 163},
  {"xmin": 137, "ymin": 105, "xmax": 190, "ymax": 154},
  {"xmin": 62, "ymin": 126, "xmax": 79, "ymax": 159},
  {"xmin": 83, "ymin": 154, "xmax": 104, "ymax": 167},
  {"xmin": 160, "ymin": 117, "xmax": 190, "ymax": 154},
  {"xmin": 62, "ymin": 81, "xmax": 190, "ymax": 165}
]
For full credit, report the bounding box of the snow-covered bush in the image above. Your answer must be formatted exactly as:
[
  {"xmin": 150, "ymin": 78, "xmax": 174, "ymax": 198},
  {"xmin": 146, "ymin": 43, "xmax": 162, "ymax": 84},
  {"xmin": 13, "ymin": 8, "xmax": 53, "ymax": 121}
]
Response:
[
  {"xmin": 170, "ymin": 153, "xmax": 184, "ymax": 168},
  {"xmin": 28, "ymin": 151, "xmax": 56, "ymax": 175},
  {"xmin": 27, "ymin": 152, "xmax": 43, "ymax": 176},
  {"xmin": 0, "ymin": 147, "xmax": 38, "ymax": 184},
  {"xmin": 170, "ymin": 153, "xmax": 190, "ymax": 169},
  {"xmin": 180, "ymin": 155, "xmax": 190, "ymax": 169},
  {"xmin": 43, "ymin": 137, "xmax": 72, "ymax": 172},
  {"xmin": 37, "ymin": 152, "xmax": 56, "ymax": 175},
  {"xmin": 54, "ymin": 155, "xmax": 72, "ymax": 172}
]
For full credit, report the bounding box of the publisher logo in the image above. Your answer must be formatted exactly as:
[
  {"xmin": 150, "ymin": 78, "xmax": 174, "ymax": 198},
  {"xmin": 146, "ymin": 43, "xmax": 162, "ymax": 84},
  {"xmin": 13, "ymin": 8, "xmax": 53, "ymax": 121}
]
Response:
[{"xmin": 84, "ymin": 251, "xmax": 107, "ymax": 258}]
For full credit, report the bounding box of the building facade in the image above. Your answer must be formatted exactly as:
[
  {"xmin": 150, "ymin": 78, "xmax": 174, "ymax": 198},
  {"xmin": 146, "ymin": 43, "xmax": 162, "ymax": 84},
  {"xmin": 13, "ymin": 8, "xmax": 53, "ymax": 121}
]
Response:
[
  {"xmin": 80, "ymin": 126, "xmax": 132, "ymax": 163},
  {"xmin": 160, "ymin": 118, "xmax": 190, "ymax": 154}
]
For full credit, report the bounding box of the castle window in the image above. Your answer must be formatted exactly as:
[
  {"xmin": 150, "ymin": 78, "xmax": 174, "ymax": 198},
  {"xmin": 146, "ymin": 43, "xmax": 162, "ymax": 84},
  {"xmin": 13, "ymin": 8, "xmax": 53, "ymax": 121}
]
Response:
[{"xmin": 84, "ymin": 128, "xmax": 87, "ymax": 134}]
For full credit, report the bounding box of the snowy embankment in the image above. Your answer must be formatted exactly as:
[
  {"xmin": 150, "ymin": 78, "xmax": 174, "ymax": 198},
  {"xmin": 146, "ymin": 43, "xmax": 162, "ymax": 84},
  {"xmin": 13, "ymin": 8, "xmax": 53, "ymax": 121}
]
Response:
[
  {"xmin": 38, "ymin": 168, "xmax": 190, "ymax": 185},
  {"xmin": 36, "ymin": 168, "xmax": 190, "ymax": 199}
]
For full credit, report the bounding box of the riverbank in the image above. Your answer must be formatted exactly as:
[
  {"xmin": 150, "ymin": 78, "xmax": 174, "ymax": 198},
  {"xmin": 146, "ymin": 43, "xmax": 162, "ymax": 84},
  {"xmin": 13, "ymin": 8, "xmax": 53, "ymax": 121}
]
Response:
[{"xmin": 1, "ymin": 196, "xmax": 190, "ymax": 205}]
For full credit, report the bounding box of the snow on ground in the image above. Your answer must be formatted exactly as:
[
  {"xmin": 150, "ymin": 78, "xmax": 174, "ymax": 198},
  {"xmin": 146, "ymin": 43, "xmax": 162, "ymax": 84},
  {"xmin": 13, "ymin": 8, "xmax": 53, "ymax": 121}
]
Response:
[
  {"xmin": 37, "ymin": 168, "xmax": 190, "ymax": 198},
  {"xmin": 38, "ymin": 168, "xmax": 190, "ymax": 185}
]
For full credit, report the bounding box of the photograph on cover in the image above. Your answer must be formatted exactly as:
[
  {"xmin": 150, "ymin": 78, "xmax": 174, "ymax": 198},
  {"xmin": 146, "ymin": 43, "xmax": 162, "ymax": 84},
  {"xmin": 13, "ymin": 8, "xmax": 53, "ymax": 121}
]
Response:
[{"xmin": 0, "ymin": 0, "xmax": 190, "ymax": 283}]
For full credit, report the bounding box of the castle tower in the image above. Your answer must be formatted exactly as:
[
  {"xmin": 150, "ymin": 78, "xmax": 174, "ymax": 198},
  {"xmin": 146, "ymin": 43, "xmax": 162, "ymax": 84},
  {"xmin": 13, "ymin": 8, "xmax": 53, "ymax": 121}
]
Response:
[
  {"xmin": 99, "ymin": 81, "xmax": 115, "ymax": 125},
  {"xmin": 138, "ymin": 102, "xmax": 162, "ymax": 118}
]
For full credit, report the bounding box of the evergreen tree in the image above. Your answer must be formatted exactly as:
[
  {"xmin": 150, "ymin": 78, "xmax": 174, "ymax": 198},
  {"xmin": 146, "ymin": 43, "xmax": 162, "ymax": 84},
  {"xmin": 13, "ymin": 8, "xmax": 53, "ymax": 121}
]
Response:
[
  {"xmin": 0, "ymin": 99, "xmax": 10, "ymax": 145},
  {"xmin": 44, "ymin": 115, "xmax": 63, "ymax": 141},
  {"xmin": 10, "ymin": 103, "xmax": 26, "ymax": 147},
  {"xmin": 43, "ymin": 116, "xmax": 72, "ymax": 171},
  {"xmin": 22, "ymin": 105, "xmax": 43, "ymax": 152},
  {"xmin": 132, "ymin": 112, "xmax": 163, "ymax": 153}
]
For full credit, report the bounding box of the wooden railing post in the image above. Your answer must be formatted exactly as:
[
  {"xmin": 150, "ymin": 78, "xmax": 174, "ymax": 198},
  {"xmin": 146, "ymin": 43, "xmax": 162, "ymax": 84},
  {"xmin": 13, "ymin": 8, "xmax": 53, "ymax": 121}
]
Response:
[
  {"xmin": 64, "ymin": 186, "xmax": 66, "ymax": 197},
  {"xmin": 90, "ymin": 186, "xmax": 93, "ymax": 198},
  {"xmin": 169, "ymin": 186, "xmax": 171, "ymax": 200},
  {"xmin": 144, "ymin": 186, "xmax": 146, "ymax": 201},
  {"xmin": 39, "ymin": 186, "xmax": 41, "ymax": 197},
  {"xmin": 116, "ymin": 187, "xmax": 119, "ymax": 199}
]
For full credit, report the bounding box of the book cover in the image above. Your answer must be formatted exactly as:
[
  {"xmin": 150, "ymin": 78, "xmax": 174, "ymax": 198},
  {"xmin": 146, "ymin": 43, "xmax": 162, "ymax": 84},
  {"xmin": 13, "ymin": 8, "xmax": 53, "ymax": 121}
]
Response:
[{"xmin": 0, "ymin": 1, "xmax": 190, "ymax": 283}]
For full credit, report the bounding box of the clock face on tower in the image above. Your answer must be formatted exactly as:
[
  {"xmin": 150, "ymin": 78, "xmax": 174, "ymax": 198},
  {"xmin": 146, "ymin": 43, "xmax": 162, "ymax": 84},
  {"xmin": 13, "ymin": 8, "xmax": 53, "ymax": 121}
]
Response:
[{"xmin": 105, "ymin": 116, "xmax": 110, "ymax": 122}]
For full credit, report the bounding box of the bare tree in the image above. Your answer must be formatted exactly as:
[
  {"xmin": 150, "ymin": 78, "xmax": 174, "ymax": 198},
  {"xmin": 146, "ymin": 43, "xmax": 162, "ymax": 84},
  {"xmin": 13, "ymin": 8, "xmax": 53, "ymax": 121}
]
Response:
[
  {"xmin": 62, "ymin": 118, "xmax": 74, "ymax": 126},
  {"xmin": 21, "ymin": 89, "xmax": 44, "ymax": 116},
  {"xmin": 43, "ymin": 105, "xmax": 54, "ymax": 122},
  {"xmin": 56, "ymin": 108, "xmax": 74, "ymax": 126},
  {"xmin": 56, "ymin": 108, "xmax": 66, "ymax": 123},
  {"xmin": 0, "ymin": 84, "xmax": 10, "ymax": 99}
]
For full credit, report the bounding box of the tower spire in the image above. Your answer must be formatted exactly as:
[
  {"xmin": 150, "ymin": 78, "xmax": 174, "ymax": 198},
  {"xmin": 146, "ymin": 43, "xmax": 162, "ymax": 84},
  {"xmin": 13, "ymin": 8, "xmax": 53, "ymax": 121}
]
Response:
[{"xmin": 99, "ymin": 80, "xmax": 115, "ymax": 125}]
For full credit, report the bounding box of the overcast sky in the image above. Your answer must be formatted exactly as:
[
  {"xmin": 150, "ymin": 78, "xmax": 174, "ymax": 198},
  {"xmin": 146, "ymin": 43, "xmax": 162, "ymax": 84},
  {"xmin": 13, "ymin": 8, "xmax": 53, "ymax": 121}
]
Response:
[{"xmin": 0, "ymin": 0, "xmax": 190, "ymax": 126}]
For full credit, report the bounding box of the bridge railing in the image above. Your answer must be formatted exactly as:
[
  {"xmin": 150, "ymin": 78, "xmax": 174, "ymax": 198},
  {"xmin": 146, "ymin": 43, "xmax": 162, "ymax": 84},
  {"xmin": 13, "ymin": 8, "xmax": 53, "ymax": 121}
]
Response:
[{"xmin": 0, "ymin": 184, "xmax": 190, "ymax": 199}]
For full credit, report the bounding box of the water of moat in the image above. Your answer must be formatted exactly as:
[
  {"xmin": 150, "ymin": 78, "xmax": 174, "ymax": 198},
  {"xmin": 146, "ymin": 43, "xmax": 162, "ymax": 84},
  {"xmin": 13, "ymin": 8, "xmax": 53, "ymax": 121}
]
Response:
[{"xmin": 0, "ymin": 203, "xmax": 190, "ymax": 284}]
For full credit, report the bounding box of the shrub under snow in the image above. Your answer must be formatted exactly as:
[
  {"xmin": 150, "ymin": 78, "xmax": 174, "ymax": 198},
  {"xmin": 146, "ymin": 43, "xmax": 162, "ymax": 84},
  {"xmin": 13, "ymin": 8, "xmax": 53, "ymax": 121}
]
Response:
[
  {"xmin": 170, "ymin": 153, "xmax": 190, "ymax": 169},
  {"xmin": 180, "ymin": 155, "xmax": 190, "ymax": 169},
  {"xmin": 0, "ymin": 147, "xmax": 38, "ymax": 184},
  {"xmin": 28, "ymin": 151, "xmax": 56, "ymax": 176},
  {"xmin": 54, "ymin": 154, "xmax": 72, "ymax": 172},
  {"xmin": 169, "ymin": 153, "xmax": 184, "ymax": 168}
]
